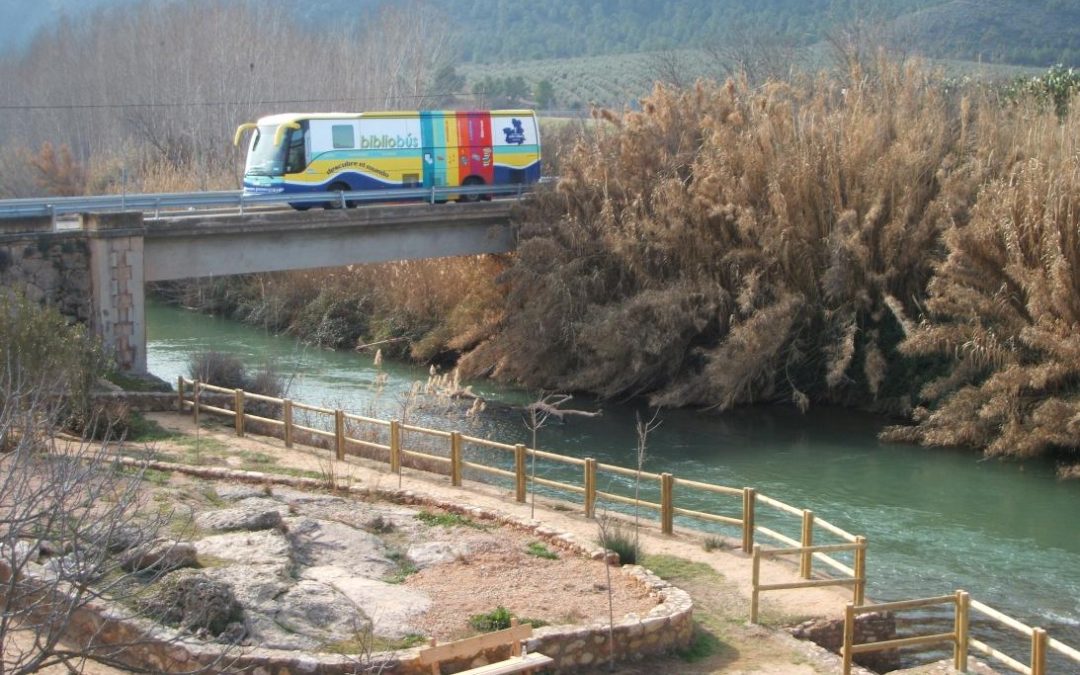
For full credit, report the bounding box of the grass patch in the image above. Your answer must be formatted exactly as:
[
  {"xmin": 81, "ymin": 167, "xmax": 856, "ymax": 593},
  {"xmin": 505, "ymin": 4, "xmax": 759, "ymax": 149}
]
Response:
[
  {"xmin": 525, "ymin": 541, "xmax": 558, "ymax": 560},
  {"xmin": 143, "ymin": 468, "xmax": 173, "ymax": 485},
  {"xmin": 415, "ymin": 510, "xmax": 484, "ymax": 530},
  {"xmin": 702, "ymin": 536, "xmax": 727, "ymax": 552},
  {"xmin": 677, "ymin": 624, "xmax": 725, "ymax": 663},
  {"xmin": 384, "ymin": 550, "xmax": 418, "ymax": 584},
  {"xmin": 170, "ymin": 435, "xmax": 231, "ymax": 454},
  {"xmin": 598, "ymin": 523, "xmax": 640, "ymax": 565},
  {"xmin": 321, "ymin": 632, "xmax": 427, "ymax": 654},
  {"xmin": 468, "ymin": 606, "xmax": 548, "ymax": 633},
  {"xmin": 125, "ymin": 413, "xmax": 182, "ymax": 442},
  {"xmin": 236, "ymin": 450, "xmax": 276, "ymax": 465},
  {"xmin": 640, "ymin": 554, "xmax": 718, "ymax": 582},
  {"xmin": 106, "ymin": 371, "xmax": 173, "ymax": 392}
]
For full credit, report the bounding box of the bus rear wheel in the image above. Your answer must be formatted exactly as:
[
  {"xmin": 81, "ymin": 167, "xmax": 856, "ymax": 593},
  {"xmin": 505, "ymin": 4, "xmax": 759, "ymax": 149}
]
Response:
[{"xmin": 459, "ymin": 176, "xmax": 487, "ymax": 202}]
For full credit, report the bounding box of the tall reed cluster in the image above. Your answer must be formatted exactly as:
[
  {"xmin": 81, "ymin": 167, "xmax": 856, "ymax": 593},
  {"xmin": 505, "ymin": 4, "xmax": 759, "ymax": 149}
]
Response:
[{"xmin": 469, "ymin": 58, "xmax": 1080, "ymax": 464}]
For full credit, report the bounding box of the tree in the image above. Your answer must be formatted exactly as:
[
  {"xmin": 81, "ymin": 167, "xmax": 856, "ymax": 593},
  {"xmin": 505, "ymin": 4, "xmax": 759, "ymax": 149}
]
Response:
[
  {"xmin": 0, "ymin": 295, "xmax": 230, "ymax": 673},
  {"xmin": 533, "ymin": 78, "xmax": 556, "ymax": 109},
  {"xmin": 430, "ymin": 64, "xmax": 467, "ymax": 106}
]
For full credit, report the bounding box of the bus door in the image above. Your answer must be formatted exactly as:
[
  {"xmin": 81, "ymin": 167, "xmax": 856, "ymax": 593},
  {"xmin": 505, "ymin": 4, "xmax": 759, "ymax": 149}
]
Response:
[{"xmin": 457, "ymin": 112, "xmax": 494, "ymax": 186}]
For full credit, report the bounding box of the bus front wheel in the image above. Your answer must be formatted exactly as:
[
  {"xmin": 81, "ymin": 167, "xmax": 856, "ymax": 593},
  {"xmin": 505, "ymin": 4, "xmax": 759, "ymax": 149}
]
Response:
[{"xmin": 325, "ymin": 182, "xmax": 353, "ymax": 209}]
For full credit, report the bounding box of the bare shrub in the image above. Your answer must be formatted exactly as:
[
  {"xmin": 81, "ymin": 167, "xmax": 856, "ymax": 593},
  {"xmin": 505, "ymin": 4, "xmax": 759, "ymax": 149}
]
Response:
[
  {"xmin": 884, "ymin": 106, "xmax": 1080, "ymax": 459},
  {"xmin": 0, "ymin": 298, "xmax": 229, "ymax": 673},
  {"xmin": 475, "ymin": 58, "xmax": 971, "ymax": 415}
]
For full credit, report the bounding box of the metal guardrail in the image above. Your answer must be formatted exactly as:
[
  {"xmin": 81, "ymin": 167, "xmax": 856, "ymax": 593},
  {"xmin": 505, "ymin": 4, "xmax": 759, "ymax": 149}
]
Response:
[{"xmin": 0, "ymin": 182, "xmax": 545, "ymax": 219}]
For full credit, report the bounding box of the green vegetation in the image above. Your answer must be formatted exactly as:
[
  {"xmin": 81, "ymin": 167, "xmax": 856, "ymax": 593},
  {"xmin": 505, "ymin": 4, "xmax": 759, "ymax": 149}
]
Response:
[
  {"xmin": 321, "ymin": 632, "xmax": 426, "ymax": 654},
  {"xmin": 384, "ymin": 550, "xmax": 418, "ymax": 584},
  {"xmin": 598, "ymin": 523, "xmax": 640, "ymax": 565},
  {"xmin": 415, "ymin": 510, "xmax": 485, "ymax": 530},
  {"xmin": 467, "ymin": 606, "xmax": 547, "ymax": 633},
  {"xmin": 525, "ymin": 541, "xmax": 559, "ymax": 560}
]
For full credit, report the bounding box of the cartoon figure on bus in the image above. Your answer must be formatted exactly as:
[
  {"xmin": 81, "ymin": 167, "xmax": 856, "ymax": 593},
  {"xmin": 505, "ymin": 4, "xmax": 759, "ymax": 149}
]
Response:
[{"xmin": 503, "ymin": 118, "xmax": 526, "ymax": 145}]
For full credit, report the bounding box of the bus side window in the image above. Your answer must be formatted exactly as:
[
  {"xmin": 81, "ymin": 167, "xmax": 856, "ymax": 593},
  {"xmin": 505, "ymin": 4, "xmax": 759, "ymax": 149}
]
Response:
[{"xmin": 285, "ymin": 130, "xmax": 307, "ymax": 174}]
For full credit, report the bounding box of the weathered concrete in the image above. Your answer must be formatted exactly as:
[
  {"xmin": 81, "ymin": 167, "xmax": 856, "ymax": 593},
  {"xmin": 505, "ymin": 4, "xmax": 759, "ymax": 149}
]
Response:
[
  {"xmin": 0, "ymin": 202, "xmax": 518, "ymax": 372},
  {"xmin": 142, "ymin": 201, "xmax": 517, "ymax": 281}
]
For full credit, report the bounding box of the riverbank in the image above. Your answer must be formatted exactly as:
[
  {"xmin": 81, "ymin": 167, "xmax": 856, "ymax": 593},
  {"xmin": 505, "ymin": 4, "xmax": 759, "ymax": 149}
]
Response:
[{"xmin": 140, "ymin": 411, "xmax": 865, "ymax": 673}]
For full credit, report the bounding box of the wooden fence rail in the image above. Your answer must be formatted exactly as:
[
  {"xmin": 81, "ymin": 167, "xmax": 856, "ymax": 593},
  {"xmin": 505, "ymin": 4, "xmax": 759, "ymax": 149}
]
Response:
[{"xmin": 169, "ymin": 377, "xmax": 1080, "ymax": 671}]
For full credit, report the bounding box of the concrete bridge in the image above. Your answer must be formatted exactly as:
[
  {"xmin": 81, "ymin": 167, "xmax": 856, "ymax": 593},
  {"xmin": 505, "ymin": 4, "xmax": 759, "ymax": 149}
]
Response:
[{"xmin": 0, "ymin": 202, "xmax": 518, "ymax": 372}]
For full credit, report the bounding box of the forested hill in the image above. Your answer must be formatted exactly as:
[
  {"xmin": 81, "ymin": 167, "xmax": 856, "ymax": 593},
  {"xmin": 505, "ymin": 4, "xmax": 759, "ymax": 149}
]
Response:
[
  {"xmin": 285, "ymin": 0, "xmax": 943, "ymax": 61},
  {"xmin": 4, "ymin": 0, "xmax": 1080, "ymax": 68}
]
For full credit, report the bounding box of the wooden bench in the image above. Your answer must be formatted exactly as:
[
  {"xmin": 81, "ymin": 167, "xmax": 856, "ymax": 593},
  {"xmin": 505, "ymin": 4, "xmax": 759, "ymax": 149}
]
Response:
[{"xmin": 418, "ymin": 618, "xmax": 554, "ymax": 675}]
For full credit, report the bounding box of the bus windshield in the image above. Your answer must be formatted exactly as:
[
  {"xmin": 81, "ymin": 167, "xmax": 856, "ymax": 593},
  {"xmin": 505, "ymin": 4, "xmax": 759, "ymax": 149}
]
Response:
[{"xmin": 245, "ymin": 125, "xmax": 286, "ymax": 176}]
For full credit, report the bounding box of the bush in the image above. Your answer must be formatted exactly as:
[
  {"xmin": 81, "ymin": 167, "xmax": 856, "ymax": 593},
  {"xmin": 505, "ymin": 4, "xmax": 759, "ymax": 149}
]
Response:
[
  {"xmin": 189, "ymin": 351, "xmax": 284, "ymax": 399},
  {"xmin": 0, "ymin": 291, "xmax": 106, "ymax": 434},
  {"xmin": 469, "ymin": 605, "xmax": 513, "ymax": 632},
  {"xmin": 139, "ymin": 569, "xmax": 245, "ymax": 640},
  {"xmin": 599, "ymin": 523, "xmax": 639, "ymax": 565}
]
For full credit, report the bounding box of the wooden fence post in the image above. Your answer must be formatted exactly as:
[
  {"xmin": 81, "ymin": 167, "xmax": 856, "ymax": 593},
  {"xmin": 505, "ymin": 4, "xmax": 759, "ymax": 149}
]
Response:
[
  {"xmin": 514, "ymin": 444, "xmax": 527, "ymax": 503},
  {"xmin": 450, "ymin": 431, "xmax": 462, "ymax": 486},
  {"xmin": 742, "ymin": 487, "xmax": 756, "ymax": 553},
  {"xmin": 954, "ymin": 590, "xmax": 970, "ymax": 672},
  {"xmin": 854, "ymin": 536, "xmax": 867, "ymax": 605},
  {"xmin": 334, "ymin": 410, "xmax": 345, "ymax": 460},
  {"xmin": 390, "ymin": 420, "xmax": 401, "ymax": 473},
  {"xmin": 584, "ymin": 458, "xmax": 597, "ymax": 518},
  {"xmin": 842, "ymin": 602, "xmax": 856, "ymax": 675},
  {"xmin": 1032, "ymin": 627, "xmax": 1048, "ymax": 675},
  {"xmin": 193, "ymin": 381, "xmax": 200, "ymax": 427},
  {"xmin": 800, "ymin": 509, "xmax": 815, "ymax": 579},
  {"xmin": 750, "ymin": 544, "xmax": 762, "ymax": 624},
  {"xmin": 283, "ymin": 400, "xmax": 293, "ymax": 448},
  {"xmin": 234, "ymin": 389, "xmax": 245, "ymax": 437},
  {"xmin": 661, "ymin": 473, "xmax": 674, "ymax": 535},
  {"xmin": 177, "ymin": 377, "xmax": 185, "ymax": 413}
]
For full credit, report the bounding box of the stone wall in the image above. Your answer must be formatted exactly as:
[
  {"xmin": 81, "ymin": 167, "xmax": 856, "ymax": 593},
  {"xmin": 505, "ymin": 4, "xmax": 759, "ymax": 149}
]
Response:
[
  {"xmin": 790, "ymin": 611, "xmax": 899, "ymax": 673},
  {"xmin": 0, "ymin": 217, "xmax": 92, "ymax": 321},
  {"xmin": 59, "ymin": 460, "xmax": 695, "ymax": 674}
]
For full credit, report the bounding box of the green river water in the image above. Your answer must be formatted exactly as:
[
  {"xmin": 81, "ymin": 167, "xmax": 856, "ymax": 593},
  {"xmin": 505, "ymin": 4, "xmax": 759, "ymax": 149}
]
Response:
[{"xmin": 145, "ymin": 300, "xmax": 1080, "ymax": 671}]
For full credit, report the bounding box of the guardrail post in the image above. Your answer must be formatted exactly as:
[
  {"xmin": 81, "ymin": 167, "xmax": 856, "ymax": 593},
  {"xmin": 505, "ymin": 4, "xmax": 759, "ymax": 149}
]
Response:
[
  {"xmin": 177, "ymin": 377, "xmax": 185, "ymax": 413},
  {"xmin": 853, "ymin": 536, "xmax": 867, "ymax": 605},
  {"xmin": 1032, "ymin": 627, "xmax": 1048, "ymax": 675},
  {"xmin": 750, "ymin": 544, "xmax": 762, "ymax": 624},
  {"xmin": 842, "ymin": 602, "xmax": 855, "ymax": 675},
  {"xmin": 800, "ymin": 509, "xmax": 814, "ymax": 578},
  {"xmin": 283, "ymin": 400, "xmax": 293, "ymax": 448},
  {"xmin": 661, "ymin": 473, "xmax": 674, "ymax": 535},
  {"xmin": 390, "ymin": 420, "xmax": 401, "ymax": 473},
  {"xmin": 334, "ymin": 410, "xmax": 346, "ymax": 460},
  {"xmin": 742, "ymin": 487, "xmax": 756, "ymax": 553},
  {"xmin": 193, "ymin": 381, "xmax": 201, "ymax": 427},
  {"xmin": 450, "ymin": 432, "xmax": 462, "ymax": 486},
  {"xmin": 514, "ymin": 444, "xmax": 527, "ymax": 503},
  {"xmin": 954, "ymin": 590, "xmax": 970, "ymax": 672},
  {"xmin": 584, "ymin": 458, "xmax": 597, "ymax": 518},
  {"xmin": 234, "ymin": 389, "xmax": 245, "ymax": 437}
]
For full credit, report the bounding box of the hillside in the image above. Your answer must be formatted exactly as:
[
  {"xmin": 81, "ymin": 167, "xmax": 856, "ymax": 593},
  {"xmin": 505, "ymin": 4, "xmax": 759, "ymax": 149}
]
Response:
[
  {"xmin": 5, "ymin": 0, "xmax": 1080, "ymax": 69},
  {"xmin": 891, "ymin": 0, "xmax": 1080, "ymax": 66}
]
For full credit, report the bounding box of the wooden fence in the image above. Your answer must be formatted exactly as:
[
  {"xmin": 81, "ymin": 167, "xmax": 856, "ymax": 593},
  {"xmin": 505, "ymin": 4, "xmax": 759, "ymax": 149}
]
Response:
[
  {"xmin": 842, "ymin": 592, "xmax": 1080, "ymax": 675},
  {"xmin": 176, "ymin": 378, "xmax": 1080, "ymax": 673}
]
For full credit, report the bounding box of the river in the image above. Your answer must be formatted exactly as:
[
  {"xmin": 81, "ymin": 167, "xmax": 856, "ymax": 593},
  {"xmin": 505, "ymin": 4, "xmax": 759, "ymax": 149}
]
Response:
[{"xmin": 145, "ymin": 299, "xmax": 1080, "ymax": 670}]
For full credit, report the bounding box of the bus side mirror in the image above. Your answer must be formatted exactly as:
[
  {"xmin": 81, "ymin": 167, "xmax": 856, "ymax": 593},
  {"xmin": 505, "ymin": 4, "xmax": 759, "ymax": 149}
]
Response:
[
  {"xmin": 234, "ymin": 123, "xmax": 257, "ymax": 147},
  {"xmin": 274, "ymin": 122, "xmax": 301, "ymax": 146}
]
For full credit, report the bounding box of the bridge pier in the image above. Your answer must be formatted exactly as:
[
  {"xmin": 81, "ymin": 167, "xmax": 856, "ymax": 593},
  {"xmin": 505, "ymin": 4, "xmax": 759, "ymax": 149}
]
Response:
[{"xmin": 84, "ymin": 213, "xmax": 147, "ymax": 373}]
